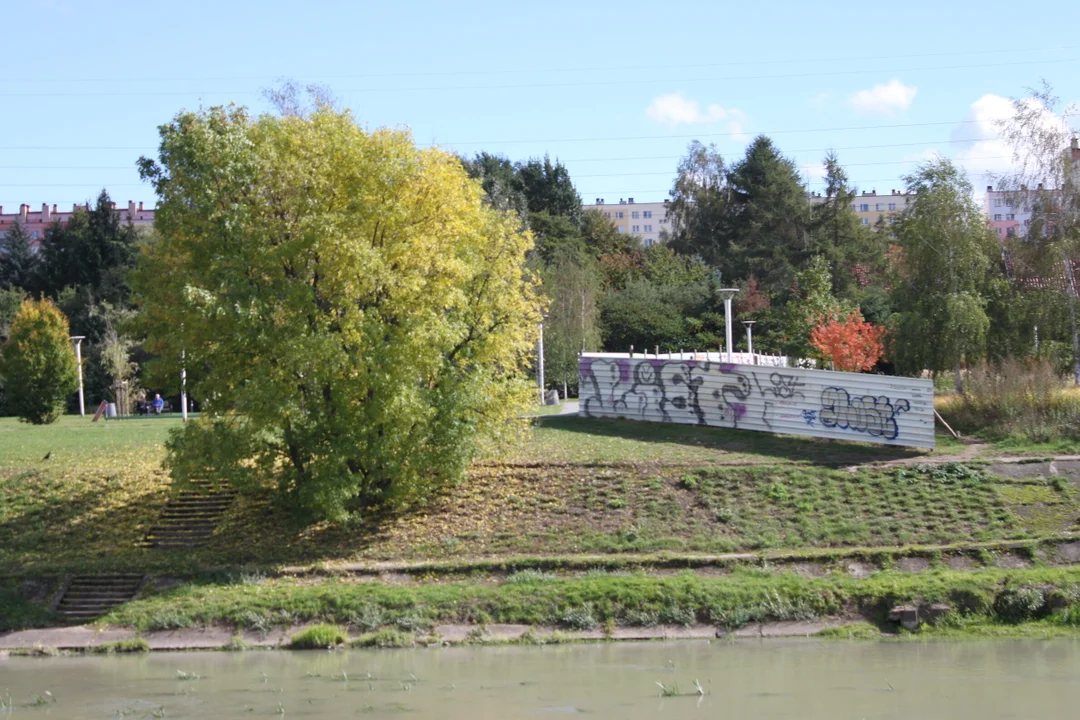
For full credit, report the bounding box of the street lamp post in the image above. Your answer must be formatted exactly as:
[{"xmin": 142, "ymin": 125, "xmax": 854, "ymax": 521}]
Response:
[
  {"xmin": 180, "ymin": 349, "xmax": 188, "ymax": 422},
  {"xmin": 70, "ymin": 336, "xmax": 85, "ymax": 416},
  {"xmin": 537, "ymin": 318, "xmax": 546, "ymax": 405},
  {"xmin": 716, "ymin": 288, "xmax": 739, "ymax": 362},
  {"xmin": 741, "ymin": 320, "xmax": 756, "ymax": 363}
]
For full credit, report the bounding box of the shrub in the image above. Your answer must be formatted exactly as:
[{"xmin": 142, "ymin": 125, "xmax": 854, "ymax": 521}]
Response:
[
  {"xmin": 940, "ymin": 357, "xmax": 1080, "ymax": 442},
  {"xmin": 561, "ymin": 603, "xmax": 599, "ymax": 630},
  {"xmin": 0, "ymin": 299, "xmax": 78, "ymax": 424},
  {"xmin": 993, "ymin": 586, "xmax": 1047, "ymax": 623},
  {"xmin": 288, "ymin": 623, "xmax": 349, "ymax": 649}
]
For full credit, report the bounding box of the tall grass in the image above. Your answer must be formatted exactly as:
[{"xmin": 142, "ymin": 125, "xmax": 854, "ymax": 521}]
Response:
[{"xmin": 939, "ymin": 358, "xmax": 1080, "ymax": 443}]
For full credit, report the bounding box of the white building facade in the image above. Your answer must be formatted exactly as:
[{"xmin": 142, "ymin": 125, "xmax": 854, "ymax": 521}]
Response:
[{"xmin": 584, "ymin": 197, "xmax": 670, "ymax": 246}]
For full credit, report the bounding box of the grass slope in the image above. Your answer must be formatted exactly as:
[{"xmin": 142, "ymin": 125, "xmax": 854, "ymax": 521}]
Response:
[{"xmin": 2, "ymin": 416, "xmax": 1079, "ymax": 576}]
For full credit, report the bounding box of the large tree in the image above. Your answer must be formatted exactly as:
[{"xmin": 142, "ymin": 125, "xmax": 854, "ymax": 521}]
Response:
[
  {"xmin": 0, "ymin": 220, "xmax": 39, "ymax": 291},
  {"xmin": 37, "ymin": 189, "xmax": 139, "ymax": 305},
  {"xmin": 889, "ymin": 158, "xmax": 1000, "ymax": 386},
  {"xmin": 134, "ymin": 103, "xmax": 541, "ymax": 521},
  {"xmin": 993, "ymin": 83, "xmax": 1080, "ymax": 383},
  {"xmin": 667, "ymin": 137, "xmax": 812, "ymax": 297}
]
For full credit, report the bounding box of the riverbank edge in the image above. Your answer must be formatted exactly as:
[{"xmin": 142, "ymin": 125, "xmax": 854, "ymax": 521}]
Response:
[{"xmin": 6, "ymin": 616, "xmax": 1080, "ymax": 655}]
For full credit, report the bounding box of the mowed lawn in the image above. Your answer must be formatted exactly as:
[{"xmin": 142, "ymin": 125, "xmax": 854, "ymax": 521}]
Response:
[{"xmin": 2, "ymin": 413, "xmax": 1073, "ymax": 576}]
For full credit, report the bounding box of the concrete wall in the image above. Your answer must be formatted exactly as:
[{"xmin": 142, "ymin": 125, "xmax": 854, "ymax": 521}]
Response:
[{"xmin": 578, "ymin": 354, "xmax": 935, "ymax": 449}]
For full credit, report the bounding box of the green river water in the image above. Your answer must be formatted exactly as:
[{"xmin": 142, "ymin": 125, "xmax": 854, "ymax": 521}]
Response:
[{"xmin": 1, "ymin": 639, "xmax": 1078, "ymax": 718}]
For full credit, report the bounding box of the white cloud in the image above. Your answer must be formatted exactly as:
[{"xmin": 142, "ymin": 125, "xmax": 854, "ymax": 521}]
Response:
[
  {"xmin": 848, "ymin": 80, "xmax": 917, "ymax": 115},
  {"xmin": 645, "ymin": 92, "xmax": 747, "ymax": 138}
]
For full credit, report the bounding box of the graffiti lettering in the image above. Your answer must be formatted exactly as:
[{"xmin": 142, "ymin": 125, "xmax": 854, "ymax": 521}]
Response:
[
  {"xmin": 578, "ymin": 356, "xmax": 931, "ymax": 448},
  {"xmin": 818, "ymin": 387, "xmax": 911, "ymax": 440}
]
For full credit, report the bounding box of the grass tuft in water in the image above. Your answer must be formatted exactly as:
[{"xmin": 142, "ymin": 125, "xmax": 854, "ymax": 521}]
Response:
[
  {"xmin": 91, "ymin": 638, "xmax": 150, "ymax": 654},
  {"xmin": 288, "ymin": 623, "xmax": 349, "ymax": 649}
]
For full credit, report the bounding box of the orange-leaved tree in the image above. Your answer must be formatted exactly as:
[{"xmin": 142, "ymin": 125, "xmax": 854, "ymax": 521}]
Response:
[{"xmin": 810, "ymin": 310, "xmax": 886, "ymax": 372}]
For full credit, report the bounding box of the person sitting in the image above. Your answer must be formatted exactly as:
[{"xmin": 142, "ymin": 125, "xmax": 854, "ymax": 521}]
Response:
[{"xmin": 152, "ymin": 394, "xmax": 165, "ymax": 415}]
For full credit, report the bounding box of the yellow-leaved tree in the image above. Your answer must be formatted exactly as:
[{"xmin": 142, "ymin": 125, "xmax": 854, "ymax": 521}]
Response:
[{"xmin": 134, "ymin": 103, "xmax": 541, "ymax": 521}]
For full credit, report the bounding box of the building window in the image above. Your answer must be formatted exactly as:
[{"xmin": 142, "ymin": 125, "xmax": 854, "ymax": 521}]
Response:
[
  {"xmin": 603, "ymin": 212, "xmax": 610, "ymax": 218},
  {"xmin": 888, "ymin": 203, "xmax": 896, "ymax": 211},
  {"xmin": 615, "ymin": 226, "xmax": 624, "ymax": 233},
  {"xmin": 850, "ymin": 204, "xmax": 857, "ymax": 211},
  {"xmin": 30, "ymin": 231, "xmax": 39, "ymax": 239},
  {"xmin": 644, "ymin": 224, "xmax": 652, "ymax": 232},
  {"xmin": 645, "ymin": 238, "xmax": 654, "ymax": 247},
  {"xmin": 860, "ymin": 204, "xmax": 869, "ymax": 212},
  {"xmin": 861, "ymin": 218, "xmax": 869, "ymax": 225},
  {"xmin": 1006, "ymin": 213, "xmax": 1015, "ymax": 220},
  {"xmin": 615, "ymin": 212, "xmax": 624, "ymax": 219},
  {"xmin": 631, "ymin": 225, "xmax": 640, "ymax": 232},
  {"xmin": 875, "ymin": 203, "xmax": 884, "ymax": 211},
  {"xmin": 997, "ymin": 227, "xmax": 1003, "ymax": 235},
  {"xmin": 993, "ymin": 214, "xmax": 1002, "ymax": 221},
  {"xmin": 631, "ymin": 211, "xmax": 639, "ymax": 219},
  {"xmin": 994, "ymin": 199, "xmax": 1003, "ymax": 207},
  {"xmin": 643, "ymin": 210, "xmax": 652, "ymax": 218},
  {"xmin": 1006, "ymin": 227, "xmax": 1016, "ymax": 237}
]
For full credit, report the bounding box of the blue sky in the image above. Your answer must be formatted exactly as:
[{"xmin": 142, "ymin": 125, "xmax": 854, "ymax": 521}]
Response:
[{"xmin": 3, "ymin": 0, "xmax": 1079, "ymax": 212}]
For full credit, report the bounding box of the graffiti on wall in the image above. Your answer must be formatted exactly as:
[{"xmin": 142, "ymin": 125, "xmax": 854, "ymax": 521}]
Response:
[{"xmin": 578, "ymin": 356, "xmax": 934, "ymax": 449}]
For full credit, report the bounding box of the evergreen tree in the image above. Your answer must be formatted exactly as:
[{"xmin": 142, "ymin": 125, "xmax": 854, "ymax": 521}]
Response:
[
  {"xmin": 37, "ymin": 189, "xmax": 139, "ymax": 304},
  {"xmin": 809, "ymin": 151, "xmax": 884, "ymax": 298},
  {"xmin": 0, "ymin": 220, "xmax": 39, "ymax": 291},
  {"xmin": 517, "ymin": 156, "xmax": 582, "ymax": 224}
]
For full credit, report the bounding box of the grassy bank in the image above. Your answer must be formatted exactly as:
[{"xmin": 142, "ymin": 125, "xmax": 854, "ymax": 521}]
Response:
[
  {"xmin": 95, "ymin": 566, "xmax": 1080, "ymax": 640},
  {"xmin": 3, "ymin": 416, "xmax": 1079, "ymax": 577}
]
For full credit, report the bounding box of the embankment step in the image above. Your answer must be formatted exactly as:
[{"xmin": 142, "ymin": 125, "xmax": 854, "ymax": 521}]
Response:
[
  {"xmin": 55, "ymin": 574, "xmax": 146, "ymax": 620},
  {"xmin": 142, "ymin": 480, "xmax": 237, "ymax": 550}
]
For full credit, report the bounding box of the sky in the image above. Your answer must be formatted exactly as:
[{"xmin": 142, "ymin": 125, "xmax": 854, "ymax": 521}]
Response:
[{"xmin": 2, "ymin": 0, "xmax": 1080, "ymax": 213}]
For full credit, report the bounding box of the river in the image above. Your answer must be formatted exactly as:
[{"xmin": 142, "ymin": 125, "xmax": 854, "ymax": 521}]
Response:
[{"xmin": 2, "ymin": 639, "xmax": 1078, "ymax": 718}]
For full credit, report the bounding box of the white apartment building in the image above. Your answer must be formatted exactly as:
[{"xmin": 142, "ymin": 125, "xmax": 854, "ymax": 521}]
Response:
[
  {"xmin": 807, "ymin": 188, "xmax": 914, "ymax": 229},
  {"xmin": 584, "ymin": 197, "xmax": 670, "ymax": 246}
]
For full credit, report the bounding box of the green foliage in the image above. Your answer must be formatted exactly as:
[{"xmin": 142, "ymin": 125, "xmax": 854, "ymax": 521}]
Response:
[
  {"xmin": 134, "ymin": 103, "xmax": 540, "ymax": 521},
  {"xmin": 289, "ymin": 623, "xmax": 349, "ymax": 648},
  {"xmin": 775, "ymin": 255, "xmax": 855, "ymax": 359},
  {"xmin": 889, "ymin": 159, "xmax": 1000, "ymax": 377},
  {"xmin": 36, "ymin": 190, "xmax": 140, "ymax": 305},
  {"xmin": 0, "ymin": 299, "xmax": 78, "ymax": 424},
  {"xmin": 994, "ymin": 586, "xmax": 1048, "ymax": 623},
  {"xmin": 350, "ymin": 628, "xmax": 415, "ymax": 648},
  {"xmin": 667, "ymin": 137, "xmax": 814, "ymax": 298},
  {"xmin": 0, "ymin": 220, "xmax": 39, "ymax": 291}
]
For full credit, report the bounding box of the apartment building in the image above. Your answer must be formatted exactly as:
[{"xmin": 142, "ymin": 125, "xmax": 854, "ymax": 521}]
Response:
[
  {"xmin": 584, "ymin": 197, "xmax": 670, "ymax": 246},
  {"xmin": 808, "ymin": 188, "xmax": 914, "ymax": 229},
  {"xmin": 983, "ymin": 187, "xmax": 1027, "ymax": 238},
  {"xmin": 0, "ymin": 201, "xmax": 155, "ymax": 243}
]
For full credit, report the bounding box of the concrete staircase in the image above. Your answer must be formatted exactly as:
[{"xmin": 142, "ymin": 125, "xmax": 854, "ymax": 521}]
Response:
[
  {"xmin": 142, "ymin": 480, "xmax": 237, "ymax": 549},
  {"xmin": 55, "ymin": 574, "xmax": 145, "ymax": 621}
]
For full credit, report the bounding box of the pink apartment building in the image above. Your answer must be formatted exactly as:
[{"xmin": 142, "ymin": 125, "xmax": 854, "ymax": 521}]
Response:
[{"xmin": 0, "ymin": 201, "xmax": 155, "ymax": 244}]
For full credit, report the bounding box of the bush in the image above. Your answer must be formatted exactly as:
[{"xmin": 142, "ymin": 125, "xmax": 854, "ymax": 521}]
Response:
[
  {"xmin": 289, "ymin": 623, "xmax": 349, "ymax": 649},
  {"xmin": 0, "ymin": 299, "xmax": 78, "ymax": 424},
  {"xmin": 993, "ymin": 586, "xmax": 1047, "ymax": 623},
  {"xmin": 940, "ymin": 358, "xmax": 1080, "ymax": 442}
]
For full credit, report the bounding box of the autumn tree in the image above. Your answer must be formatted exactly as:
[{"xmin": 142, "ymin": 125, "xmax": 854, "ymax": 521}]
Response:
[
  {"xmin": 0, "ymin": 299, "xmax": 78, "ymax": 424},
  {"xmin": 134, "ymin": 102, "xmax": 541, "ymax": 521},
  {"xmin": 810, "ymin": 311, "xmax": 886, "ymax": 372}
]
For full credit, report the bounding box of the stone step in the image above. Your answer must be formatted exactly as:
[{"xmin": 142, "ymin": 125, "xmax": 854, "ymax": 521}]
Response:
[{"xmin": 56, "ymin": 574, "xmax": 145, "ymax": 619}]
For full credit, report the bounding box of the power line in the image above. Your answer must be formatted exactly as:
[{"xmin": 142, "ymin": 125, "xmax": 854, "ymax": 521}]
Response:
[
  {"xmin": 4, "ymin": 45, "xmax": 1076, "ymax": 84},
  {"xmin": 0, "ymin": 57, "xmax": 1077, "ymax": 98},
  {"xmin": 3, "ymin": 113, "xmax": 1067, "ymax": 152}
]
